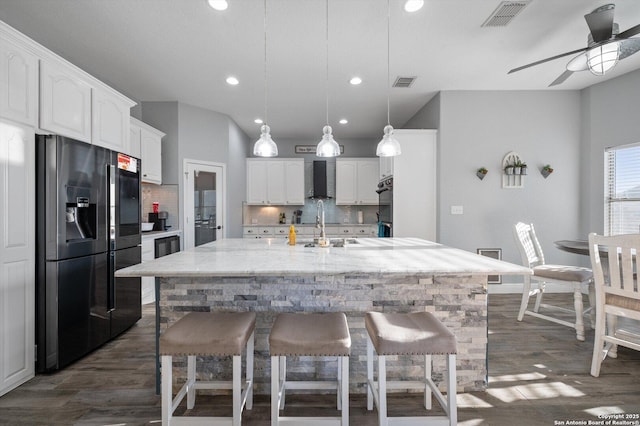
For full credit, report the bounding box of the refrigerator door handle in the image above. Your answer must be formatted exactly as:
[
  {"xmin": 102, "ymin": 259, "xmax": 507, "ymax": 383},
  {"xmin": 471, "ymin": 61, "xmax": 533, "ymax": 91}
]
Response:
[
  {"xmin": 108, "ymin": 251, "xmax": 116, "ymax": 312},
  {"xmin": 108, "ymin": 163, "xmax": 116, "ymax": 248}
]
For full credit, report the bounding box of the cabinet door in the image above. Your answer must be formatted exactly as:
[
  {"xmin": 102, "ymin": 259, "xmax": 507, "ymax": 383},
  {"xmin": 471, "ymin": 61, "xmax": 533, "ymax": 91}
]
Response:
[
  {"xmin": 246, "ymin": 160, "xmax": 268, "ymax": 204},
  {"xmin": 284, "ymin": 160, "xmax": 304, "ymax": 205},
  {"xmin": 335, "ymin": 160, "xmax": 357, "ymax": 205},
  {"xmin": 0, "ymin": 39, "xmax": 38, "ymax": 127},
  {"xmin": 40, "ymin": 61, "xmax": 92, "ymax": 142},
  {"xmin": 266, "ymin": 160, "xmax": 285, "ymax": 204},
  {"xmin": 357, "ymin": 159, "xmax": 379, "ymax": 204},
  {"xmin": 140, "ymin": 128, "xmax": 162, "ymax": 184},
  {"xmin": 129, "ymin": 122, "xmax": 141, "ymax": 159},
  {"xmin": 92, "ymin": 88, "xmax": 131, "ymax": 153},
  {"xmin": 0, "ymin": 119, "xmax": 35, "ymax": 396},
  {"xmin": 379, "ymin": 155, "xmax": 393, "ymax": 180}
]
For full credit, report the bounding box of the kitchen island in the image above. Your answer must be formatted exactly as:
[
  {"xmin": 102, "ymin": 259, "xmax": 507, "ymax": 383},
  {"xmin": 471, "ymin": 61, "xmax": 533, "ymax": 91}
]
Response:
[{"xmin": 116, "ymin": 237, "xmax": 530, "ymax": 394}]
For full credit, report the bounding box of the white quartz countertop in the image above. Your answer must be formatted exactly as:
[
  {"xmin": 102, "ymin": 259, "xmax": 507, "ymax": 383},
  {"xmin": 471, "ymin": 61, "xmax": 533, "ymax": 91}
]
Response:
[{"xmin": 116, "ymin": 237, "xmax": 531, "ymax": 278}]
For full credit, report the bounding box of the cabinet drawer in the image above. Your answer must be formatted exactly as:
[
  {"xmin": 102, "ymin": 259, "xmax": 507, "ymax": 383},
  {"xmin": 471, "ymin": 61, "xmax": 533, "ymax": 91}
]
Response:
[{"xmin": 243, "ymin": 227, "xmax": 274, "ymax": 237}]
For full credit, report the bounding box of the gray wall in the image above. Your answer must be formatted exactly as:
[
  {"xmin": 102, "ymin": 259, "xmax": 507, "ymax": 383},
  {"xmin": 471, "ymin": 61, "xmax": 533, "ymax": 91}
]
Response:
[
  {"xmin": 404, "ymin": 91, "xmax": 584, "ymax": 279},
  {"xmin": 141, "ymin": 101, "xmax": 251, "ymax": 238},
  {"xmin": 581, "ymin": 69, "xmax": 640, "ymax": 236}
]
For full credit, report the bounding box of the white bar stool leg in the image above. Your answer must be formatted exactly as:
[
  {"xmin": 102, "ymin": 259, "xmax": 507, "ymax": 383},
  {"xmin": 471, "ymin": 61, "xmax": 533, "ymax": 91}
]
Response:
[
  {"xmin": 378, "ymin": 354, "xmax": 387, "ymax": 426},
  {"xmin": 424, "ymin": 354, "xmax": 432, "ymax": 410},
  {"xmin": 341, "ymin": 355, "xmax": 349, "ymax": 426},
  {"xmin": 161, "ymin": 355, "xmax": 172, "ymax": 426},
  {"xmin": 232, "ymin": 355, "xmax": 241, "ymax": 426},
  {"xmin": 186, "ymin": 355, "xmax": 196, "ymax": 409},
  {"xmin": 246, "ymin": 331, "xmax": 254, "ymax": 410},
  {"xmin": 447, "ymin": 354, "xmax": 457, "ymax": 426},
  {"xmin": 367, "ymin": 335, "xmax": 374, "ymax": 411},
  {"xmin": 271, "ymin": 355, "xmax": 280, "ymax": 426},
  {"xmin": 279, "ymin": 356, "xmax": 286, "ymax": 410}
]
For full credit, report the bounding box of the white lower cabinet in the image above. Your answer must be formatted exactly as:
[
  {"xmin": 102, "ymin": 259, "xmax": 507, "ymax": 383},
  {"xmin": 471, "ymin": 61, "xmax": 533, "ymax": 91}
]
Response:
[{"xmin": 0, "ymin": 119, "xmax": 35, "ymax": 397}]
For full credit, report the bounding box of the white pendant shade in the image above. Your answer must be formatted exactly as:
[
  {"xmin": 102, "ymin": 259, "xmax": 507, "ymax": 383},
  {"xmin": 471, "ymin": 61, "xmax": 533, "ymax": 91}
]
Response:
[
  {"xmin": 376, "ymin": 124, "xmax": 401, "ymax": 157},
  {"xmin": 587, "ymin": 42, "xmax": 620, "ymax": 76},
  {"xmin": 317, "ymin": 125, "xmax": 341, "ymax": 157},
  {"xmin": 253, "ymin": 124, "xmax": 278, "ymax": 157}
]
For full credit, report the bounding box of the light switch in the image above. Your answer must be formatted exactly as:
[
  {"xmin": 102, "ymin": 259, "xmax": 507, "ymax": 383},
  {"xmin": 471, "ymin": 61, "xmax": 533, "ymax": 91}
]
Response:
[{"xmin": 451, "ymin": 205, "xmax": 464, "ymax": 215}]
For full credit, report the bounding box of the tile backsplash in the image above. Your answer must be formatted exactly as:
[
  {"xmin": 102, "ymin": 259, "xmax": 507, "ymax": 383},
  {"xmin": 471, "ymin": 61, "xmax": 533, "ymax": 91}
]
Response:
[
  {"xmin": 142, "ymin": 184, "xmax": 179, "ymax": 230},
  {"xmin": 243, "ymin": 201, "xmax": 378, "ymax": 226}
]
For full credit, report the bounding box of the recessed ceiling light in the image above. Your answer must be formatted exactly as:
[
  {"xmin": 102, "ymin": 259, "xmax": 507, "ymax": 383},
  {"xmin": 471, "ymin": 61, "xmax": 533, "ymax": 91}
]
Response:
[
  {"xmin": 404, "ymin": 0, "xmax": 424, "ymax": 12},
  {"xmin": 349, "ymin": 77, "xmax": 362, "ymax": 85},
  {"xmin": 254, "ymin": 118, "xmax": 263, "ymax": 124},
  {"xmin": 339, "ymin": 119, "xmax": 348, "ymax": 124},
  {"xmin": 208, "ymin": 0, "xmax": 228, "ymax": 11},
  {"xmin": 226, "ymin": 76, "xmax": 239, "ymax": 85}
]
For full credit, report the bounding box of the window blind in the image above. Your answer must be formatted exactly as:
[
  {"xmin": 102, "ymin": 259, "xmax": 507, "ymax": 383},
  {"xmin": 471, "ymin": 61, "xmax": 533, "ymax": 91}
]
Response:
[{"xmin": 605, "ymin": 143, "xmax": 640, "ymax": 235}]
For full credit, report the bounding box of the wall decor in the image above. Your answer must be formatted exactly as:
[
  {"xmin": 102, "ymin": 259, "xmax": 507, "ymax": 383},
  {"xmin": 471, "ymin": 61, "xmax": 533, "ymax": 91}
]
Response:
[
  {"xmin": 476, "ymin": 167, "xmax": 488, "ymax": 180},
  {"xmin": 295, "ymin": 145, "xmax": 344, "ymax": 154},
  {"xmin": 541, "ymin": 164, "xmax": 554, "ymax": 178},
  {"xmin": 502, "ymin": 151, "xmax": 525, "ymax": 188}
]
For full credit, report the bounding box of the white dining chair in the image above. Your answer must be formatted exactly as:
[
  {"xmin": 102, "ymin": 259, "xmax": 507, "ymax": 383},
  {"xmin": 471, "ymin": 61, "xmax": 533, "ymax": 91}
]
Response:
[
  {"xmin": 513, "ymin": 222, "xmax": 595, "ymax": 340},
  {"xmin": 588, "ymin": 232, "xmax": 640, "ymax": 377}
]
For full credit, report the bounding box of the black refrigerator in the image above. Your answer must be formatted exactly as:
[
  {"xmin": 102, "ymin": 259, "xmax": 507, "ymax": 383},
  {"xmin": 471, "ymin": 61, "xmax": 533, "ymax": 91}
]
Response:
[{"xmin": 36, "ymin": 135, "xmax": 142, "ymax": 372}]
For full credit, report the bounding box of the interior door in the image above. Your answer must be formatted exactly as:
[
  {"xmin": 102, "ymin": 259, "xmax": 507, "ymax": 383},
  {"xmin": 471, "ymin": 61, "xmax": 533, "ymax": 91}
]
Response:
[{"xmin": 183, "ymin": 160, "xmax": 225, "ymax": 249}]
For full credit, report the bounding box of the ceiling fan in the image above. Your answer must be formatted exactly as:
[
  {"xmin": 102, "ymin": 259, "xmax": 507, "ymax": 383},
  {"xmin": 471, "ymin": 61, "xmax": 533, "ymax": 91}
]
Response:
[{"xmin": 509, "ymin": 4, "xmax": 640, "ymax": 86}]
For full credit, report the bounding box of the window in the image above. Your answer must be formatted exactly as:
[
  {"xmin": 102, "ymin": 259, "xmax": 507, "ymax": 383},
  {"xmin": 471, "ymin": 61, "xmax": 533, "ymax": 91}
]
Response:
[{"xmin": 605, "ymin": 143, "xmax": 640, "ymax": 235}]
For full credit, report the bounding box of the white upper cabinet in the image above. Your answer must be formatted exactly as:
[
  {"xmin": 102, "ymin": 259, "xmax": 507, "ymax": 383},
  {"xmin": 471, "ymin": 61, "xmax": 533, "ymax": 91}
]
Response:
[
  {"xmin": 284, "ymin": 160, "xmax": 305, "ymax": 205},
  {"xmin": 129, "ymin": 120, "xmax": 141, "ymax": 159},
  {"xmin": 133, "ymin": 118, "xmax": 164, "ymax": 184},
  {"xmin": 336, "ymin": 158, "xmax": 379, "ymax": 205},
  {"xmin": 0, "ymin": 38, "xmax": 38, "ymax": 127},
  {"xmin": 379, "ymin": 155, "xmax": 393, "ymax": 180},
  {"xmin": 39, "ymin": 60, "xmax": 92, "ymax": 142},
  {"xmin": 246, "ymin": 158, "xmax": 304, "ymax": 205},
  {"xmin": 92, "ymin": 87, "xmax": 133, "ymax": 153}
]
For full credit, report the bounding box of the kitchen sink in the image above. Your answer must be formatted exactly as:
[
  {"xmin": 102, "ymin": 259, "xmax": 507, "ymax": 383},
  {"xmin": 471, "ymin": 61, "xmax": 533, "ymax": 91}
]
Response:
[{"xmin": 298, "ymin": 238, "xmax": 358, "ymax": 247}]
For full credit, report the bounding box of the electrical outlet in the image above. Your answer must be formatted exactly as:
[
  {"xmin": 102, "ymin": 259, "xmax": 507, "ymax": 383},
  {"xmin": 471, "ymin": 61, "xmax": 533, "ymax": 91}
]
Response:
[{"xmin": 450, "ymin": 205, "xmax": 463, "ymax": 215}]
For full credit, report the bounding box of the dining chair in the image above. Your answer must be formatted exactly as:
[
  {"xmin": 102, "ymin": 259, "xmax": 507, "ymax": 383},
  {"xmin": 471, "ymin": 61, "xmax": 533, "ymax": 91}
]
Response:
[
  {"xmin": 588, "ymin": 232, "xmax": 640, "ymax": 377},
  {"xmin": 513, "ymin": 222, "xmax": 595, "ymax": 340}
]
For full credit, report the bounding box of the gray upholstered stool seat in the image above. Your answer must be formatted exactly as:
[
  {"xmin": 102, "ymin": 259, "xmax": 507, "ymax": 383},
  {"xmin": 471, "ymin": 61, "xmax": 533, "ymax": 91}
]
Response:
[
  {"xmin": 269, "ymin": 312, "xmax": 351, "ymax": 426},
  {"xmin": 365, "ymin": 311, "xmax": 458, "ymax": 426},
  {"xmin": 160, "ymin": 311, "xmax": 256, "ymax": 426}
]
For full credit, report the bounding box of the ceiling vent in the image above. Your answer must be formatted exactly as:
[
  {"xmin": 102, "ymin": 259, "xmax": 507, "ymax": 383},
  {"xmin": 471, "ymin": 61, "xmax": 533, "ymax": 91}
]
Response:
[
  {"xmin": 482, "ymin": 1, "xmax": 531, "ymax": 27},
  {"xmin": 393, "ymin": 76, "xmax": 417, "ymax": 88}
]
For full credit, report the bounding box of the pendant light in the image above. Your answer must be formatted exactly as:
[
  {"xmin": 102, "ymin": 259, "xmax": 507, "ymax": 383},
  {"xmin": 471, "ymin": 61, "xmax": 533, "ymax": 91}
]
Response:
[
  {"xmin": 376, "ymin": 0, "xmax": 401, "ymax": 157},
  {"xmin": 316, "ymin": 0, "xmax": 341, "ymax": 158},
  {"xmin": 253, "ymin": 0, "xmax": 278, "ymax": 157}
]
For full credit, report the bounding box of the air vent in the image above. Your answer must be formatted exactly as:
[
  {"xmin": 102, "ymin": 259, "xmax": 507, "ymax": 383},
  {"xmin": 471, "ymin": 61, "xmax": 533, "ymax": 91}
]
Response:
[
  {"xmin": 482, "ymin": 1, "xmax": 531, "ymax": 27},
  {"xmin": 393, "ymin": 76, "xmax": 417, "ymax": 88}
]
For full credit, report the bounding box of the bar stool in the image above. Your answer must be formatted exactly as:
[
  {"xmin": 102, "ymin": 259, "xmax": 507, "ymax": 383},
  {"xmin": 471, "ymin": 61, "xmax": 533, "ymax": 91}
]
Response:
[
  {"xmin": 269, "ymin": 312, "xmax": 351, "ymax": 426},
  {"xmin": 365, "ymin": 311, "xmax": 458, "ymax": 426},
  {"xmin": 160, "ymin": 311, "xmax": 256, "ymax": 426}
]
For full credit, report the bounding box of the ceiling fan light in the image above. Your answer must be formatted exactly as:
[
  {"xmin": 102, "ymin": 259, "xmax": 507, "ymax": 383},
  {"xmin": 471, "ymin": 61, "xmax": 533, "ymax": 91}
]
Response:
[
  {"xmin": 253, "ymin": 124, "xmax": 278, "ymax": 157},
  {"xmin": 404, "ymin": 0, "xmax": 424, "ymax": 13},
  {"xmin": 376, "ymin": 125, "xmax": 401, "ymax": 157},
  {"xmin": 587, "ymin": 42, "xmax": 620, "ymax": 76},
  {"xmin": 316, "ymin": 125, "xmax": 341, "ymax": 157},
  {"xmin": 208, "ymin": 0, "xmax": 228, "ymax": 11}
]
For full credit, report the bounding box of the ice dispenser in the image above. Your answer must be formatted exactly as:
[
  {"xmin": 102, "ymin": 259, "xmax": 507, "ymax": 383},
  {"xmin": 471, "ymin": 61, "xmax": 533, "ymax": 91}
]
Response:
[{"xmin": 65, "ymin": 196, "xmax": 97, "ymax": 241}]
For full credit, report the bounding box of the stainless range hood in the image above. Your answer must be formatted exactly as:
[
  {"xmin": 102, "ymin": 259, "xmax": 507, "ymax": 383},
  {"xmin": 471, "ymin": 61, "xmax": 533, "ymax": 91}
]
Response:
[{"xmin": 310, "ymin": 160, "xmax": 329, "ymax": 199}]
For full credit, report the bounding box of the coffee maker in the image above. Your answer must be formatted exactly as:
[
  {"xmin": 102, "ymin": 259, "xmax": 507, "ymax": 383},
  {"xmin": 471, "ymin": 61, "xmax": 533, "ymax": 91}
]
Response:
[{"xmin": 148, "ymin": 211, "xmax": 169, "ymax": 231}]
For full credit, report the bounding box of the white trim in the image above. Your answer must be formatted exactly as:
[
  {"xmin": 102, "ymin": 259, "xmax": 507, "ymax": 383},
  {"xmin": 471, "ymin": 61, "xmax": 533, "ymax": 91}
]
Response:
[
  {"xmin": 488, "ymin": 282, "xmax": 580, "ymax": 294},
  {"xmin": 182, "ymin": 159, "xmax": 226, "ymax": 249}
]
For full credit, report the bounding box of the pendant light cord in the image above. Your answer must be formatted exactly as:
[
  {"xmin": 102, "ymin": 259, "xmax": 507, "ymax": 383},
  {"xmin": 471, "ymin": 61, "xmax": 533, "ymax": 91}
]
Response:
[
  {"xmin": 325, "ymin": 0, "xmax": 329, "ymax": 125},
  {"xmin": 264, "ymin": 0, "xmax": 268, "ymax": 125},
  {"xmin": 386, "ymin": 0, "xmax": 391, "ymax": 126}
]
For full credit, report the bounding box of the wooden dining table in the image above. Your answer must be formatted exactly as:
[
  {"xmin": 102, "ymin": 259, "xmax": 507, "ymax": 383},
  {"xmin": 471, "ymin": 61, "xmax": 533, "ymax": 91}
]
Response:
[{"xmin": 554, "ymin": 239, "xmax": 609, "ymax": 257}]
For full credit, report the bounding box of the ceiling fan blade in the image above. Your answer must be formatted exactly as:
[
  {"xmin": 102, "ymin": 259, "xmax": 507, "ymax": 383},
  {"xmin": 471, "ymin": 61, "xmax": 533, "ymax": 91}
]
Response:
[
  {"xmin": 549, "ymin": 70, "xmax": 574, "ymax": 87},
  {"xmin": 619, "ymin": 38, "xmax": 640, "ymax": 60},
  {"xmin": 617, "ymin": 23, "xmax": 640, "ymax": 40},
  {"xmin": 566, "ymin": 52, "xmax": 589, "ymax": 71},
  {"xmin": 584, "ymin": 4, "xmax": 615, "ymax": 43},
  {"xmin": 508, "ymin": 47, "xmax": 589, "ymax": 74}
]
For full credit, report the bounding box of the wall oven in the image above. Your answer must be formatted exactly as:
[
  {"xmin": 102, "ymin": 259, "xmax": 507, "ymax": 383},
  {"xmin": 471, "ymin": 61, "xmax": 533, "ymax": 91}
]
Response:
[{"xmin": 376, "ymin": 177, "xmax": 393, "ymax": 237}]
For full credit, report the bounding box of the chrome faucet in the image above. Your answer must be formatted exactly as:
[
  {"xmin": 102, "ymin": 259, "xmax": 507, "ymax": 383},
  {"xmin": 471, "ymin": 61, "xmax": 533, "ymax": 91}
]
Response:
[{"xmin": 315, "ymin": 199, "xmax": 329, "ymax": 247}]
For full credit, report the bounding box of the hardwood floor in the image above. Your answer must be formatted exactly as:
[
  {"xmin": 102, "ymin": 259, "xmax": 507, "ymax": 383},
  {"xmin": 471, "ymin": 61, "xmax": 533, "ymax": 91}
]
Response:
[{"xmin": 1, "ymin": 294, "xmax": 639, "ymax": 425}]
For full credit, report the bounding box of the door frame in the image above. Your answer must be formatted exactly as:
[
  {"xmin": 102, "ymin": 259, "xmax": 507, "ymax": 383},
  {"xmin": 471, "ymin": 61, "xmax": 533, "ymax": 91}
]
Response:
[{"xmin": 182, "ymin": 159, "xmax": 226, "ymax": 249}]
